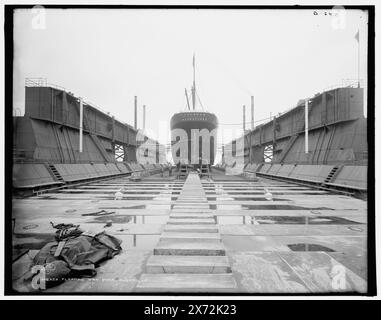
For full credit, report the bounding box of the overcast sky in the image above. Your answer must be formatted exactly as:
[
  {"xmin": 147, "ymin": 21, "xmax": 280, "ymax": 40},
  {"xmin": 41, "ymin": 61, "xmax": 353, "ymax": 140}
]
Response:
[{"xmin": 13, "ymin": 8, "xmax": 368, "ymax": 162}]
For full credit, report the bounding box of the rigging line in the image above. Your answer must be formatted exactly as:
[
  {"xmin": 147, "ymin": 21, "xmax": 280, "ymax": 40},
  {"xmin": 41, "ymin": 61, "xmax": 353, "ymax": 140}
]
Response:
[
  {"xmin": 196, "ymin": 91, "xmax": 205, "ymax": 110},
  {"xmin": 181, "ymin": 90, "xmax": 190, "ymax": 112}
]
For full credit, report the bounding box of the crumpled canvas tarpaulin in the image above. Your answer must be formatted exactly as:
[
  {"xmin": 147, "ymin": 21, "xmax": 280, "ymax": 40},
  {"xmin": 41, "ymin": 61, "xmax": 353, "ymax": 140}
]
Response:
[{"xmin": 15, "ymin": 227, "xmax": 122, "ymax": 291}]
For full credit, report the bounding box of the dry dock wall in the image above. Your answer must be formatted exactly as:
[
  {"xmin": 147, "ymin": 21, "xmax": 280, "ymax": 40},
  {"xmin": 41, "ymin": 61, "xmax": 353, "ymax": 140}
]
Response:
[
  {"xmin": 221, "ymin": 87, "xmax": 367, "ymax": 191},
  {"xmin": 12, "ymin": 85, "xmax": 168, "ymax": 190},
  {"xmin": 14, "ymin": 86, "xmax": 166, "ymax": 164},
  {"xmin": 223, "ymin": 87, "xmax": 367, "ymax": 166}
]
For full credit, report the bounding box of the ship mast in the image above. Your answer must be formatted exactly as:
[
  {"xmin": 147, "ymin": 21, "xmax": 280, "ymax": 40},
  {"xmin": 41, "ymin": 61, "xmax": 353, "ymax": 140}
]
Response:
[{"xmin": 192, "ymin": 53, "xmax": 196, "ymax": 110}]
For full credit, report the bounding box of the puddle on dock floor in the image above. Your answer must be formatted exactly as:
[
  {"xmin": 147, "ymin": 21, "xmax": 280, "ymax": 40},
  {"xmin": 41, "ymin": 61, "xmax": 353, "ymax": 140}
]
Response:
[
  {"xmin": 288, "ymin": 243, "xmax": 335, "ymax": 252},
  {"xmin": 98, "ymin": 205, "xmax": 147, "ymax": 210},
  {"xmin": 99, "ymin": 203, "xmax": 171, "ymax": 210},
  {"xmin": 60, "ymin": 190, "xmax": 161, "ymax": 195},
  {"xmin": 216, "ymin": 216, "xmax": 362, "ymax": 225},
  {"xmin": 224, "ymin": 190, "xmax": 317, "ymax": 194},
  {"xmin": 253, "ymin": 216, "xmax": 362, "ymax": 225},
  {"xmin": 234, "ymin": 197, "xmax": 289, "ymax": 201},
  {"xmin": 241, "ymin": 204, "xmax": 333, "ymax": 210},
  {"xmin": 101, "ymin": 196, "xmax": 155, "ymax": 200},
  {"xmin": 89, "ymin": 215, "xmax": 168, "ymax": 224},
  {"xmin": 205, "ymin": 191, "xmax": 322, "ymax": 195},
  {"xmin": 222, "ymin": 236, "xmax": 337, "ymax": 252},
  {"xmin": 79, "ymin": 187, "xmax": 182, "ymax": 190},
  {"xmin": 207, "ymin": 196, "xmax": 288, "ymax": 201},
  {"xmin": 53, "ymin": 196, "xmax": 157, "ymax": 200},
  {"xmin": 209, "ymin": 204, "xmax": 334, "ymax": 210}
]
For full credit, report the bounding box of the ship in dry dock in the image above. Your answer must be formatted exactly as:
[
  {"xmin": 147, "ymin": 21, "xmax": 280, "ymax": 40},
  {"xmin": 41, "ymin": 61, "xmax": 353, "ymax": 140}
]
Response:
[{"xmin": 170, "ymin": 56, "xmax": 218, "ymax": 168}]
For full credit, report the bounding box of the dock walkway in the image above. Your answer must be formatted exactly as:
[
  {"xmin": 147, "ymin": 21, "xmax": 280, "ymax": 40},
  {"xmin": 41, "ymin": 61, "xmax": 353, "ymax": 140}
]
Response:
[{"xmin": 136, "ymin": 173, "xmax": 237, "ymax": 292}]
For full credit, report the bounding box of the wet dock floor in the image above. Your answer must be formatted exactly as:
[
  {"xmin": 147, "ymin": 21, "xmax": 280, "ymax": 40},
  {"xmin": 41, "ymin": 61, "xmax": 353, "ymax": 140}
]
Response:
[{"xmin": 12, "ymin": 168, "xmax": 367, "ymax": 293}]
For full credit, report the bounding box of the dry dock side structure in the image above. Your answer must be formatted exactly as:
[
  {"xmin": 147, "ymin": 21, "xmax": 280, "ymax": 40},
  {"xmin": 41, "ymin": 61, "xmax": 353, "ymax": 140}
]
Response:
[{"xmin": 221, "ymin": 86, "xmax": 367, "ymax": 193}]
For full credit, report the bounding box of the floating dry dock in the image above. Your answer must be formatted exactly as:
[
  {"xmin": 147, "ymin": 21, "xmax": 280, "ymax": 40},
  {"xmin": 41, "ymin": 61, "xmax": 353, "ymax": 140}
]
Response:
[
  {"xmin": 13, "ymin": 170, "xmax": 367, "ymax": 293},
  {"xmin": 12, "ymin": 82, "xmax": 367, "ymax": 293}
]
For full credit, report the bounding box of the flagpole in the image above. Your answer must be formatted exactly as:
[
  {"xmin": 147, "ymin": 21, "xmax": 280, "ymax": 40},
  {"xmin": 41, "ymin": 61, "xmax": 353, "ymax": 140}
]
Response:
[
  {"xmin": 192, "ymin": 53, "xmax": 196, "ymax": 110},
  {"xmin": 357, "ymin": 31, "xmax": 360, "ymax": 88}
]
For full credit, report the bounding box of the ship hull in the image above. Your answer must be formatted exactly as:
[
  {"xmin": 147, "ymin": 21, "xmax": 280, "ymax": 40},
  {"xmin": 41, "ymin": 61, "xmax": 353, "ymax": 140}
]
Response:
[{"xmin": 170, "ymin": 112, "xmax": 218, "ymax": 165}]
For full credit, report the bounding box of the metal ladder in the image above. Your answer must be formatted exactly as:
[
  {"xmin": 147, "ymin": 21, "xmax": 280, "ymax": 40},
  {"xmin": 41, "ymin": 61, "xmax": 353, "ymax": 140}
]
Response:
[
  {"xmin": 200, "ymin": 164, "xmax": 211, "ymax": 179},
  {"xmin": 47, "ymin": 163, "xmax": 65, "ymax": 183},
  {"xmin": 323, "ymin": 165, "xmax": 342, "ymax": 183},
  {"xmin": 178, "ymin": 164, "xmax": 188, "ymax": 179}
]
